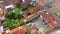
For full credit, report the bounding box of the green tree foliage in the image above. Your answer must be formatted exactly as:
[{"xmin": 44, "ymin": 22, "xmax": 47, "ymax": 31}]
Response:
[
  {"xmin": 20, "ymin": 4, "xmax": 35, "ymax": 11},
  {"xmin": 2, "ymin": 8, "xmax": 23, "ymax": 30}
]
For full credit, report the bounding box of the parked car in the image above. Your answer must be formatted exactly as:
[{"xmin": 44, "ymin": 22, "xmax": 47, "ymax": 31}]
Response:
[
  {"xmin": 42, "ymin": 19, "xmax": 47, "ymax": 25},
  {"xmin": 42, "ymin": 19, "xmax": 49, "ymax": 28},
  {"xmin": 45, "ymin": 3, "xmax": 52, "ymax": 9}
]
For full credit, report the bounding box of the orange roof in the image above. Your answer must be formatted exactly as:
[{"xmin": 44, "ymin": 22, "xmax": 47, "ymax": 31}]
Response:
[
  {"xmin": 27, "ymin": 13, "xmax": 37, "ymax": 19},
  {"xmin": 35, "ymin": 6, "xmax": 44, "ymax": 11},
  {"xmin": 10, "ymin": 27, "xmax": 27, "ymax": 34},
  {"xmin": 29, "ymin": 5, "xmax": 44, "ymax": 13},
  {"xmin": 11, "ymin": 29, "xmax": 26, "ymax": 34},
  {"xmin": 24, "ymin": 10, "xmax": 30, "ymax": 14},
  {"xmin": 29, "ymin": 8, "xmax": 35, "ymax": 13},
  {"xmin": 42, "ymin": 12, "xmax": 59, "ymax": 28},
  {"xmin": 47, "ymin": 22, "xmax": 55, "ymax": 29},
  {"xmin": 23, "ymin": 6, "xmax": 44, "ymax": 14},
  {"xmin": 42, "ymin": 13, "xmax": 54, "ymax": 21}
]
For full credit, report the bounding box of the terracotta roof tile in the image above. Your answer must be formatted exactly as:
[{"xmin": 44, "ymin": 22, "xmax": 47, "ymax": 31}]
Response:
[
  {"xmin": 27, "ymin": 13, "xmax": 37, "ymax": 19},
  {"xmin": 42, "ymin": 12, "xmax": 60, "ymax": 28},
  {"xmin": 10, "ymin": 27, "xmax": 27, "ymax": 34},
  {"xmin": 23, "ymin": 10, "xmax": 30, "ymax": 14},
  {"xmin": 29, "ymin": 8, "xmax": 35, "ymax": 13},
  {"xmin": 42, "ymin": 13, "xmax": 54, "ymax": 21},
  {"xmin": 29, "ymin": 5, "xmax": 44, "ymax": 13}
]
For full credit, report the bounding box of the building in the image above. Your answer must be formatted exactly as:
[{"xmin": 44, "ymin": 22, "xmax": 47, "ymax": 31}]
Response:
[
  {"xmin": 8, "ymin": 26, "xmax": 27, "ymax": 34},
  {"xmin": 41, "ymin": 12, "xmax": 59, "ymax": 29},
  {"xmin": 22, "ymin": 5, "xmax": 44, "ymax": 22}
]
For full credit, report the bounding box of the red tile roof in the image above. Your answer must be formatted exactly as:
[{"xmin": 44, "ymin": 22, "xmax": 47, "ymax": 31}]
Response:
[
  {"xmin": 42, "ymin": 13, "xmax": 54, "ymax": 21},
  {"xmin": 47, "ymin": 22, "xmax": 55, "ymax": 29},
  {"xmin": 29, "ymin": 5, "xmax": 44, "ymax": 13},
  {"xmin": 27, "ymin": 14, "xmax": 37, "ymax": 19},
  {"xmin": 42, "ymin": 12, "xmax": 59, "ymax": 28},
  {"xmin": 23, "ymin": 10, "xmax": 30, "ymax": 14},
  {"xmin": 10, "ymin": 27, "xmax": 27, "ymax": 34},
  {"xmin": 11, "ymin": 29, "xmax": 26, "ymax": 34}
]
